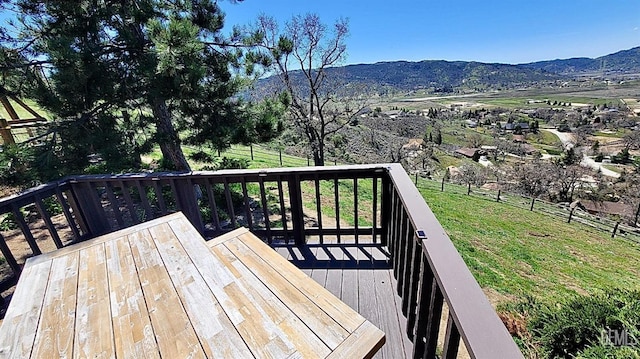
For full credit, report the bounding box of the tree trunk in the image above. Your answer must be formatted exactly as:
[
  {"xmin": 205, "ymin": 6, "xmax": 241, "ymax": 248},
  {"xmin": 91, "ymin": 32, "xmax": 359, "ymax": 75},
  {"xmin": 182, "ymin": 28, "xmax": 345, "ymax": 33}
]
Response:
[
  {"xmin": 151, "ymin": 98, "xmax": 191, "ymax": 171},
  {"xmin": 312, "ymin": 149, "xmax": 324, "ymax": 166}
]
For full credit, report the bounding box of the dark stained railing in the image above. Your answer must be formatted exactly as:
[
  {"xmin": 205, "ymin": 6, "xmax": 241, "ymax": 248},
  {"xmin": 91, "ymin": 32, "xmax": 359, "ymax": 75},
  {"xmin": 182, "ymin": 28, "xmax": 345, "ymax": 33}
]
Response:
[{"xmin": 0, "ymin": 164, "xmax": 522, "ymax": 358}]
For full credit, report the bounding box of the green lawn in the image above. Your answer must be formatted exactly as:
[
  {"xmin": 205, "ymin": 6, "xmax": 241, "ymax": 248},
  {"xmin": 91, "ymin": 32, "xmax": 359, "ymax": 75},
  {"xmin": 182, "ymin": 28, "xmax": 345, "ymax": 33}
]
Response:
[{"xmin": 418, "ymin": 185, "xmax": 640, "ymax": 303}]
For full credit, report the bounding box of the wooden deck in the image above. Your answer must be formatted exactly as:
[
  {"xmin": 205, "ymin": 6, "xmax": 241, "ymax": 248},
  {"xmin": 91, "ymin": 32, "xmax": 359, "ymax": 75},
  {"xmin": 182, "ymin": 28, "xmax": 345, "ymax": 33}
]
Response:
[
  {"xmin": 0, "ymin": 214, "xmax": 385, "ymax": 358},
  {"xmin": 274, "ymin": 240, "xmax": 413, "ymax": 359}
]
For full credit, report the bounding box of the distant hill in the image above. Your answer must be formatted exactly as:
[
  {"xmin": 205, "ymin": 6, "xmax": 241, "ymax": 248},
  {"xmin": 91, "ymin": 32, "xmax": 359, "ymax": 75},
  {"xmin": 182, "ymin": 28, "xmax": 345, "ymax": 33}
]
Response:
[
  {"xmin": 331, "ymin": 60, "xmax": 561, "ymax": 91},
  {"xmin": 256, "ymin": 46, "xmax": 640, "ymax": 94},
  {"xmin": 521, "ymin": 47, "xmax": 640, "ymax": 75}
]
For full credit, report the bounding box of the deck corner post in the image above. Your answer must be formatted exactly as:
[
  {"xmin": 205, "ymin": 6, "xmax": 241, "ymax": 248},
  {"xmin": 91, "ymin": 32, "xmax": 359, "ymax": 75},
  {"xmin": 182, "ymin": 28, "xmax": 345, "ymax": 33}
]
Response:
[
  {"xmin": 69, "ymin": 181, "xmax": 110, "ymax": 236},
  {"xmin": 174, "ymin": 178, "xmax": 205, "ymax": 233}
]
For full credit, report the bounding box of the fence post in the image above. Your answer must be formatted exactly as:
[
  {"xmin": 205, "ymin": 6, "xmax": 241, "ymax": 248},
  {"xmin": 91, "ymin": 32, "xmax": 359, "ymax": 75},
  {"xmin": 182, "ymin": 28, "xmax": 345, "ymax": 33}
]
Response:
[
  {"xmin": 279, "ymin": 149, "xmax": 283, "ymax": 166},
  {"xmin": 530, "ymin": 197, "xmax": 535, "ymax": 211},
  {"xmin": 250, "ymin": 144, "xmax": 254, "ymax": 160},
  {"xmin": 568, "ymin": 206, "xmax": 575, "ymax": 223},
  {"xmin": 467, "ymin": 182, "xmax": 471, "ymax": 195},
  {"xmin": 415, "ymin": 172, "xmax": 418, "ymax": 185},
  {"xmin": 441, "ymin": 176, "xmax": 445, "ymax": 192},
  {"xmin": 612, "ymin": 221, "xmax": 620, "ymax": 238}
]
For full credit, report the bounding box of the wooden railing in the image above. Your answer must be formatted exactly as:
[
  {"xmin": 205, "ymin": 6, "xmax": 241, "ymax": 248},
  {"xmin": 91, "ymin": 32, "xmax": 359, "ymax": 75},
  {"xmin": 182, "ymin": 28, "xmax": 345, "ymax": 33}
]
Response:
[{"xmin": 0, "ymin": 164, "xmax": 522, "ymax": 358}]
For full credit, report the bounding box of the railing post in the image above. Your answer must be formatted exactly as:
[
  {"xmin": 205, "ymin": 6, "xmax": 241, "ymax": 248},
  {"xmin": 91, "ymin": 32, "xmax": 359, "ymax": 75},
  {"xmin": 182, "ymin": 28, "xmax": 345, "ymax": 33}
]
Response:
[
  {"xmin": 69, "ymin": 181, "xmax": 110, "ymax": 236},
  {"xmin": 288, "ymin": 173, "xmax": 305, "ymax": 246},
  {"xmin": 173, "ymin": 178, "xmax": 204, "ymax": 233}
]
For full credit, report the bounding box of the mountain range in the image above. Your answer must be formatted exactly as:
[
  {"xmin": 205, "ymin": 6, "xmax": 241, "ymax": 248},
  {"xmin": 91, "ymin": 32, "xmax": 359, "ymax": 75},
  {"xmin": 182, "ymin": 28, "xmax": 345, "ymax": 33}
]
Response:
[{"xmin": 258, "ymin": 46, "xmax": 640, "ymax": 93}]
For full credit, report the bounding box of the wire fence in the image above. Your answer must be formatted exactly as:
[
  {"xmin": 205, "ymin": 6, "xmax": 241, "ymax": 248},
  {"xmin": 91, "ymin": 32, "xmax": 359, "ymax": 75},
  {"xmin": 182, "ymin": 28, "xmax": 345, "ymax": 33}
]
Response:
[{"xmin": 414, "ymin": 176, "xmax": 640, "ymax": 244}]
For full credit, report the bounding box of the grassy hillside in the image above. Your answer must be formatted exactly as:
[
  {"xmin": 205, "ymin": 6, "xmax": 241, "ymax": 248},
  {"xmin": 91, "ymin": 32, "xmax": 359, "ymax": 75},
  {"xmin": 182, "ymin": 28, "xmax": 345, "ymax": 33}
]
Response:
[{"xmin": 419, "ymin": 184, "xmax": 640, "ymax": 303}]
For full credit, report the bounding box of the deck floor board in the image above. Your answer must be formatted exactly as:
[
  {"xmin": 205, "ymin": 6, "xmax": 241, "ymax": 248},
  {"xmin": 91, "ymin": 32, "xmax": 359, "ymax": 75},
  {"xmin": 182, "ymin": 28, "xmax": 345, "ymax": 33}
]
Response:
[{"xmin": 274, "ymin": 241, "xmax": 411, "ymax": 359}]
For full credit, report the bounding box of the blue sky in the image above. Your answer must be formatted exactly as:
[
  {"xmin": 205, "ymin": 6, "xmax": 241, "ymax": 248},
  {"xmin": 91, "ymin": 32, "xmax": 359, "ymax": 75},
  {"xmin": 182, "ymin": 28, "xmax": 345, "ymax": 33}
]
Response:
[{"xmin": 220, "ymin": 0, "xmax": 640, "ymax": 65}]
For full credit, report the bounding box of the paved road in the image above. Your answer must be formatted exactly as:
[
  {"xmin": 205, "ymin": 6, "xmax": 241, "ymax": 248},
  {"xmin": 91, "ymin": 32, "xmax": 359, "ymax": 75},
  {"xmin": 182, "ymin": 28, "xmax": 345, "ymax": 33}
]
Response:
[{"xmin": 542, "ymin": 128, "xmax": 620, "ymax": 178}]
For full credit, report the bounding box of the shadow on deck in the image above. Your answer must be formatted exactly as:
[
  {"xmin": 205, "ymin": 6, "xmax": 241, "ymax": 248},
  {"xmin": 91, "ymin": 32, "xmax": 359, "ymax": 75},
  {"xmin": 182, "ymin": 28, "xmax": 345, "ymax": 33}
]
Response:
[{"xmin": 274, "ymin": 243, "xmax": 412, "ymax": 359}]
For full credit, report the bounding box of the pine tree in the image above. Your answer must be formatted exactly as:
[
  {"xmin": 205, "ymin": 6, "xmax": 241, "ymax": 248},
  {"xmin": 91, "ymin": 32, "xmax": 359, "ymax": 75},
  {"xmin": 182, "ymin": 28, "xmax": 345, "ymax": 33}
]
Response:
[{"xmin": 1, "ymin": 0, "xmax": 282, "ymax": 175}]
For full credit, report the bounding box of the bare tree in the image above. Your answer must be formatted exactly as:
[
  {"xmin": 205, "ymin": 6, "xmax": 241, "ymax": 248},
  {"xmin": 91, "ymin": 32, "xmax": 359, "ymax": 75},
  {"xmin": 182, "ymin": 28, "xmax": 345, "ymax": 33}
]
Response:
[
  {"xmin": 255, "ymin": 14, "xmax": 367, "ymax": 165},
  {"xmin": 548, "ymin": 161, "xmax": 586, "ymax": 203},
  {"xmin": 618, "ymin": 173, "xmax": 640, "ymax": 226},
  {"xmin": 623, "ymin": 130, "xmax": 640, "ymax": 150},
  {"xmin": 511, "ymin": 159, "xmax": 553, "ymax": 201}
]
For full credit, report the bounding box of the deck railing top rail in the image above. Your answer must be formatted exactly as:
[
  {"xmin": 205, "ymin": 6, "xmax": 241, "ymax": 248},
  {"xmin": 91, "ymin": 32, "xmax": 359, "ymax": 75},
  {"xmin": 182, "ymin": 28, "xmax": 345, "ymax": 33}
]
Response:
[{"xmin": 386, "ymin": 164, "xmax": 523, "ymax": 358}]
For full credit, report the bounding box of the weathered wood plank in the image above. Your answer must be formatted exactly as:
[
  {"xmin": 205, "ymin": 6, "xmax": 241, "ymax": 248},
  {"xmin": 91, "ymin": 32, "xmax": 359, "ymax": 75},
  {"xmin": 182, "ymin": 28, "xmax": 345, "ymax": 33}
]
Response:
[
  {"xmin": 213, "ymin": 241, "xmax": 330, "ymax": 358},
  {"xmin": 127, "ymin": 229, "xmax": 205, "ymax": 358},
  {"xmin": 0, "ymin": 259, "xmax": 51, "ymax": 358},
  {"xmin": 323, "ymin": 247, "xmax": 344, "ymax": 298},
  {"xmin": 31, "ymin": 252, "xmax": 79, "ymax": 358},
  {"xmin": 225, "ymin": 237, "xmax": 349, "ymax": 350},
  {"xmin": 326, "ymin": 321, "xmax": 385, "ymax": 359},
  {"xmin": 74, "ymin": 243, "xmax": 115, "ymax": 358},
  {"xmin": 232, "ymin": 232, "xmax": 367, "ymax": 333},
  {"xmin": 105, "ymin": 236, "xmax": 159, "ymax": 359},
  {"xmin": 205, "ymin": 227, "xmax": 249, "ymax": 247},
  {"xmin": 148, "ymin": 223, "xmax": 253, "ymax": 358},
  {"xmin": 340, "ymin": 246, "xmax": 360, "ymax": 312},
  {"xmin": 27, "ymin": 213, "xmax": 185, "ymax": 266},
  {"xmin": 374, "ymin": 269, "xmax": 408, "ymax": 359},
  {"xmin": 357, "ymin": 258, "xmax": 383, "ymax": 359},
  {"xmin": 173, "ymin": 215, "xmax": 324, "ymax": 357}
]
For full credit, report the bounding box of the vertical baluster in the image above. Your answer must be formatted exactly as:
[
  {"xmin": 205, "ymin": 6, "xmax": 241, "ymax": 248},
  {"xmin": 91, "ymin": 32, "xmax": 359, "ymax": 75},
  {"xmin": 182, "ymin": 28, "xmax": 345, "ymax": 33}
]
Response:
[
  {"xmin": 103, "ymin": 182, "xmax": 124, "ymax": 227},
  {"xmin": 152, "ymin": 180, "xmax": 168, "ymax": 215},
  {"xmin": 393, "ymin": 207, "xmax": 408, "ymax": 280},
  {"xmin": 241, "ymin": 179, "xmax": 253, "ymax": 230},
  {"xmin": 388, "ymin": 189, "xmax": 398, "ymax": 262},
  {"xmin": 277, "ymin": 177, "xmax": 288, "ymax": 244},
  {"xmin": 442, "ymin": 313, "xmax": 461, "ymax": 359},
  {"xmin": 11, "ymin": 205, "xmax": 40, "ymax": 255},
  {"xmin": 397, "ymin": 219, "xmax": 413, "ymax": 297},
  {"xmin": 380, "ymin": 174, "xmax": 392, "ymax": 246},
  {"xmin": 406, "ymin": 238, "xmax": 423, "ymax": 338},
  {"xmin": 314, "ymin": 175, "xmax": 323, "ymax": 244},
  {"xmin": 351, "ymin": 178, "xmax": 357, "ymax": 244},
  {"xmin": 34, "ymin": 196, "xmax": 63, "ymax": 249},
  {"xmin": 205, "ymin": 180, "xmax": 221, "ymax": 233},
  {"xmin": 223, "ymin": 178, "xmax": 236, "ymax": 229},
  {"xmin": 135, "ymin": 181, "xmax": 154, "ymax": 221},
  {"xmin": 0, "ymin": 232, "xmax": 21, "ymax": 276},
  {"xmin": 413, "ymin": 253, "xmax": 432, "ymax": 359},
  {"xmin": 424, "ymin": 281, "xmax": 444, "ymax": 358},
  {"xmin": 334, "ymin": 175, "xmax": 341, "ymax": 244},
  {"xmin": 119, "ymin": 181, "xmax": 139, "ymax": 224},
  {"xmin": 403, "ymin": 224, "xmax": 417, "ymax": 313},
  {"xmin": 372, "ymin": 176, "xmax": 378, "ymax": 242},
  {"xmin": 54, "ymin": 187, "xmax": 82, "ymax": 241},
  {"xmin": 63, "ymin": 185, "xmax": 89, "ymax": 236},
  {"xmin": 258, "ymin": 178, "xmax": 272, "ymax": 244},
  {"xmin": 168, "ymin": 179, "xmax": 181, "ymax": 212},
  {"xmin": 70, "ymin": 181, "xmax": 110, "ymax": 235},
  {"xmin": 175, "ymin": 178, "xmax": 204, "ymax": 232}
]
